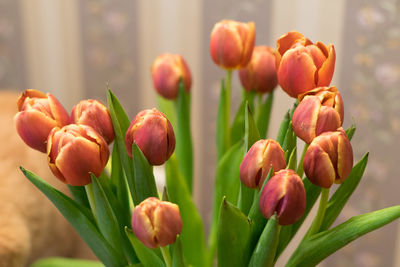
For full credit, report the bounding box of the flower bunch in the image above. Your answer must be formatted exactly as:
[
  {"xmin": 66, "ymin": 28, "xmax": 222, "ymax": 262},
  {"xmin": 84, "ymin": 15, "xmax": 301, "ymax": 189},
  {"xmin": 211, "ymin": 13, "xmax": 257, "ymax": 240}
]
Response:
[{"xmin": 16, "ymin": 19, "xmax": 400, "ymax": 267}]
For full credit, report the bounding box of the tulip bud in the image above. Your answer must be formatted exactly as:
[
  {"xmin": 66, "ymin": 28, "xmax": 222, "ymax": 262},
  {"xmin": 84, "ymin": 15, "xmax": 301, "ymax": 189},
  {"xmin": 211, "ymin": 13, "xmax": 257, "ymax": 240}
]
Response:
[
  {"xmin": 151, "ymin": 53, "xmax": 192, "ymax": 100},
  {"xmin": 277, "ymin": 31, "xmax": 336, "ymax": 98},
  {"xmin": 132, "ymin": 197, "xmax": 182, "ymax": 248},
  {"xmin": 71, "ymin": 99, "xmax": 115, "ymax": 144},
  {"xmin": 259, "ymin": 169, "xmax": 306, "ymax": 225},
  {"xmin": 292, "ymin": 86, "xmax": 344, "ymax": 144},
  {"xmin": 239, "ymin": 139, "xmax": 286, "ymax": 189},
  {"xmin": 303, "ymin": 129, "xmax": 353, "ymax": 188},
  {"xmin": 14, "ymin": 89, "xmax": 70, "ymax": 152},
  {"xmin": 238, "ymin": 46, "xmax": 281, "ymax": 93},
  {"xmin": 125, "ymin": 108, "xmax": 175, "ymax": 165},
  {"xmin": 210, "ymin": 20, "xmax": 256, "ymax": 69},
  {"xmin": 47, "ymin": 124, "xmax": 110, "ymax": 186}
]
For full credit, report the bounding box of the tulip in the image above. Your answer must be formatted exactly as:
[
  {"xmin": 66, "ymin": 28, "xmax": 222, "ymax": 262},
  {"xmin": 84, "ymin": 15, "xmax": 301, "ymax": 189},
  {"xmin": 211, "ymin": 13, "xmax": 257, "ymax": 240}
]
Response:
[
  {"xmin": 292, "ymin": 86, "xmax": 344, "ymax": 144},
  {"xmin": 132, "ymin": 197, "xmax": 182, "ymax": 248},
  {"xmin": 125, "ymin": 108, "xmax": 175, "ymax": 165},
  {"xmin": 239, "ymin": 139, "xmax": 286, "ymax": 189},
  {"xmin": 210, "ymin": 20, "xmax": 256, "ymax": 69},
  {"xmin": 71, "ymin": 99, "xmax": 115, "ymax": 144},
  {"xmin": 238, "ymin": 46, "xmax": 281, "ymax": 93},
  {"xmin": 259, "ymin": 169, "xmax": 306, "ymax": 225},
  {"xmin": 14, "ymin": 89, "xmax": 70, "ymax": 152},
  {"xmin": 277, "ymin": 31, "xmax": 336, "ymax": 98},
  {"xmin": 151, "ymin": 53, "xmax": 192, "ymax": 100},
  {"xmin": 47, "ymin": 124, "xmax": 110, "ymax": 186},
  {"xmin": 303, "ymin": 128, "xmax": 353, "ymax": 188}
]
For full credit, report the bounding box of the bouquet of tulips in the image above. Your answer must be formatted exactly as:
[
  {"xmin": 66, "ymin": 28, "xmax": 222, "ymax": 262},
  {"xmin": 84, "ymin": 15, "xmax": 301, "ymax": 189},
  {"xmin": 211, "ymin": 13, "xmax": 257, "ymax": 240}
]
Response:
[{"xmin": 15, "ymin": 19, "xmax": 400, "ymax": 267}]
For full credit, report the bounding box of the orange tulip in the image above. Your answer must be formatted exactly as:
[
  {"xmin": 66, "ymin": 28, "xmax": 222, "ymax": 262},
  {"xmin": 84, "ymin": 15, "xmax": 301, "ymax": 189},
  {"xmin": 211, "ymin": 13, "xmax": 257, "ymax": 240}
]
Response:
[
  {"xmin": 210, "ymin": 20, "xmax": 256, "ymax": 69},
  {"xmin": 125, "ymin": 108, "xmax": 175, "ymax": 165},
  {"xmin": 239, "ymin": 139, "xmax": 286, "ymax": 189},
  {"xmin": 239, "ymin": 46, "xmax": 281, "ymax": 93},
  {"xmin": 47, "ymin": 124, "xmax": 110, "ymax": 186},
  {"xmin": 14, "ymin": 89, "xmax": 70, "ymax": 153},
  {"xmin": 259, "ymin": 169, "xmax": 306, "ymax": 225},
  {"xmin": 292, "ymin": 86, "xmax": 344, "ymax": 144},
  {"xmin": 132, "ymin": 197, "xmax": 182, "ymax": 248},
  {"xmin": 303, "ymin": 128, "xmax": 353, "ymax": 188},
  {"xmin": 71, "ymin": 99, "xmax": 115, "ymax": 144},
  {"xmin": 277, "ymin": 31, "xmax": 336, "ymax": 98},
  {"xmin": 151, "ymin": 53, "xmax": 192, "ymax": 100}
]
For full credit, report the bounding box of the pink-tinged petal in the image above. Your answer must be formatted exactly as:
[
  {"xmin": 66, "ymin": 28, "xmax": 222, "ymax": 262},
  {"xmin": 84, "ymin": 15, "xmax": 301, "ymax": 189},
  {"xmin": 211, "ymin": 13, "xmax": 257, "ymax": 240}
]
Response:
[
  {"xmin": 278, "ymin": 47, "xmax": 317, "ymax": 98},
  {"xmin": 17, "ymin": 89, "xmax": 46, "ymax": 111},
  {"xmin": 239, "ymin": 140, "xmax": 266, "ymax": 188},
  {"xmin": 292, "ymin": 96, "xmax": 321, "ymax": 144},
  {"xmin": 153, "ymin": 202, "xmax": 182, "ymax": 247},
  {"xmin": 132, "ymin": 206, "xmax": 158, "ymax": 248},
  {"xmin": 317, "ymin": 44, "xmax": 336, "ymax": 86},
  {"xmin": 276, "ymin": 31, "xmax": 306, "ymax": 56},
  {"xmin": 315, "ymin": 106, "xmax": 342, "ymax": 137},
  {"xmin": 336, "ymin": 134, "xmax": 353, "ymax": 183},
  {"xmin": 47, "ymin": 93, "xmax": 70, "ymax": 126},
  {"xmin": 304, "ymin": 143, "xmax": 336, "ymax": 188},
  {"xmin": 238, "ymin": 22, "xmax": 256, "ymax": 68},
  {"xmin": 259, "ymin": 174, "xmax": 286, "ymax": 219},
  {"xmin": 334, "ymin": 92, "xmax": 344, "ymax": 124},
  {"xmin": 260, "ymin": 140, "xmax": 286, "ymax": 187},
  {"xmin": 210, "ymin": 24, "xmax": 244, "ymax": 69},
  {"xmin": 305, "ymin": 44, "xmax": 327, "ymax": 70},
  {"xmin": 55, "ymin": 137, "xmax": 104, "ymax": 186},
  {"xmin": 14, "ymin": 110, "xmax": 57, "ymax": 152}
]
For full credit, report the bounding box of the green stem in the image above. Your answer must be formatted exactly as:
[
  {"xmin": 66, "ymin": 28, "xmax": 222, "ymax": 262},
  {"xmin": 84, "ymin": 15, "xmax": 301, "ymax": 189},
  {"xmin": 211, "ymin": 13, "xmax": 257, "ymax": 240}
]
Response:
[
  {"xmin": 85, "ymin": 183, "xmax": 97, "ymax": 219},
  {"xmin": 297, "ymin": 144, "xmax": 309, "ymax": 177},
  {"xmin": 307, "ymin": 187, "xmax": 330, "ymax": 237},
  {"xmin": 160, "ymin": 246, "xmax": 172, "ymax": 267},
  {"xmin": 225, "ymin": 69, "xmax": 232, "ymax": 148}
]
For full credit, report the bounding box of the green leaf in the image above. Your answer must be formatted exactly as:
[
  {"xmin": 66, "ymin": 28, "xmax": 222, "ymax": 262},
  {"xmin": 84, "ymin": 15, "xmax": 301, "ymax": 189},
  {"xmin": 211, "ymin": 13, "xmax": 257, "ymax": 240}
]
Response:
[
  {"xmin": 217, "ymin": 198, "xmax": 251, "ymax": 267},
  {"xmin": 217, "ymin": 79, "xmax": 230, "ymax": 161},
  {"xmin": 248, "ymin": 216, "xmax": 280, "ymax": 267},
  {"xmin": 230, "ymin": 91, "xmax": 255, "ymax": 144},
  {"xmin": 286, "ymin": 205, "xmax": 400, "ymax": 267},
  {"xmin": 287, "ymin": 147, "xmax": 297, "ymax": 170},
  {"xmin": 68, "ymin": 185, "xmax": 90, "ymax": 209},
  {"xmin": 276, "ymin": 110, "xmax": 290, "ymax": 146},
  {"xmin": 107, "ymin": 89, "xmax": 138, "ymax": 205},
  {"xmin": 172, "ymin": 235, "xmax": 186, "ymax": 267},
  {"xmin": 282, "ymin": 122, "xmax": 297, "ymax": 162},
  {"xmin": 275, "ymin": 178, "xmax": 321, "ymax": 258},
  {"xmin": 165, "ymin": 155, "xmax": 207, "ymax": 267},
  {"xmin": 319, "ymin": 153, "xmax": 369, "ymax": 231},
  {"xmin": 21, "ymin": 167, "xmax": 126, "ymax": 267},
  {"xmin": 345, "ymin": 123, "xmax": 356, "ymax": 141},
  {"xmin": 91, "ymin": 175, "xmax": 137, "ymax": 264},
  {"xmin": 31, "ymin": 257, "xmax": 104, "ymax": 267},
  {"xmin": 125, "ymin": 227, "xmax": 165, "ymax": 267},
  {"xmin": 131, "ymin": 143, "xmax": 158, "ymax": 203},
  {"xmin": 175, "ymin": 80, "xmax": 193, "ymax": 193},
  {"xmin": 208, "ymin": 141, "xmax": 243, "ymax": 260},
  {"xmin": 256, "ymin": 91, "xmax": 274, "ymax": 139},
  {"xmin": 157, "ymin": 96, "xmax": 177, "ymax": 129}
]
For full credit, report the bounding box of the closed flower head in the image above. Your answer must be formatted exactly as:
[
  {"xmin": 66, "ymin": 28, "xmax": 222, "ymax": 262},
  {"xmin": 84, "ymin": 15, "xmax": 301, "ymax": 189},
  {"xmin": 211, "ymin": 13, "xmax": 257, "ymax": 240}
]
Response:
[
  {"xmin": 239, "ymin": 139, "xmax": 286, "ymax": 189},
  {"xmin": 210, "ymin": 20, "xmax": 256, "ymax": 69},
  {"xmin": 303, "ymin": 128, "xmax": 353, "ymax": 188},
  {"xmin": 151, "ymin": 53, "xmax": 192, "ymax": 100},
  {"xmin": 14, "ymin": 89, "xmax": 70, "ymax": 152},
  {"xmin": 132, "ymin": 197, "xmax": 182, "ymax": 248},
  {"xmin": 47, "ymin": 124, "xmax": 110, "ymax": 186},
  {"xmin": 125, "ymin": 108, "xmax": 175, "ymax": 165}
]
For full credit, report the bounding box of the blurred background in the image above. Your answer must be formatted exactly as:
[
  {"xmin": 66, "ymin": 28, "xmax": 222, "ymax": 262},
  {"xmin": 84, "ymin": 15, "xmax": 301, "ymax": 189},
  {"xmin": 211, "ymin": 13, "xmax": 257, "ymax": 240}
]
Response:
[{"xmin": 1, "ymin": 0, "xmax": 400, "ymax": 266}]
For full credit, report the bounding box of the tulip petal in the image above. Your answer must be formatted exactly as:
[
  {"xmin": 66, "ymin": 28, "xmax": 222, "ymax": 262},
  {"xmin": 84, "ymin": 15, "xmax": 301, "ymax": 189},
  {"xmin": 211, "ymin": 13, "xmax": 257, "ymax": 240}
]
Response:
[
  {"xmin": 292, "ymin": 96, "xmax": 320, "ymax": 143},
  {"xmin": 48, "ymin": 93, "xmax": 70, "ymax": 126},
  {"xmin": 278, "ymin": 174, "xmax": 306, "ymax": 225},
  {"xmin": 304, "ymin": 144, "xmax": 336, "ymax": 188},
  {"xmin": 317, "ymin": 44, "xmax": 336, "ymax": 86},
  {"xmin": 14, "ymin": 110, "xmax": 57, "ymax": 152},
  {"xmin": 278, "ymin": 47, "xmax": 317, "ymax": 97},
  {"xmin": 55, "ymin": 137, "xmax": 104, "ymax": 186},
  {"xmin": 315, "ymin": 106, "xmax": 342, "ymax": 137},
  {"xmin": 277, "ymin": 31, "xmax": 306, "ymax": 56},
  {"xmin": 132, "ymin": 206, "xmax": 158, "ymax": 248},
  {"xmin": 336, "ymin": 134, "xmax": 353, "ymax": 183},
  {"xmin": 153, "ymin": 202, "xmax": 182, "ymax": 247}
]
